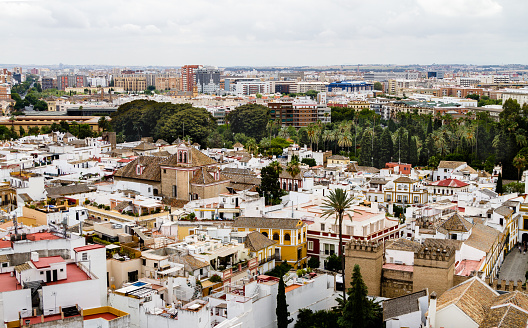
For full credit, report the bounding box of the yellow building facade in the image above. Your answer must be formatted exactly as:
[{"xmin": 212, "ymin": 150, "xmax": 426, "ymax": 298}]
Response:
[{"xmin": 233, "ymin": 217, "xmax": 308, "ymax": 269}]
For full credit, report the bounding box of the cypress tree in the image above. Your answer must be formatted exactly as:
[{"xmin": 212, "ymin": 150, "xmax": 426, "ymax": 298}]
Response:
[
  {"xmin": 427, "ymin": 117, "xmax": 433, "ymax": 135},
  {"xmin": 338, "ymin": 265, "xmax": 382, "ymax": 328},
  {"xmin": 276, "ymin": 276, "xmax": 293, "ymax": 328},
  {"xmin": 359, "ymin": 130, "xmax": 373, "ymax": 167},
  {"xmin": 379, "ymin": 128, "xmax": 393, "ymax": 167},
  {"xmin": 496, "ymin": 172, "xmax": 503, "ymax": 195},
  {"xmin": 409, "ymin": 136, "xmax": 418, "ymax": 166}
]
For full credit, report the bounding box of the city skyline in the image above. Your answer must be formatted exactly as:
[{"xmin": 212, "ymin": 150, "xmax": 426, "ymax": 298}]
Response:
[{"xmin": 1, "ymin": 0, "xmax": 527, "ymax": 66}]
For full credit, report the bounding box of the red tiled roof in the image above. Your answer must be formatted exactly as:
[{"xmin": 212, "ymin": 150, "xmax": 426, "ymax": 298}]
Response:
[
  {"xmin": 26, "ymin": 232, "xmax": 61, "ymax": 241},
  {"xmin": 32, "ymin": 256, "xmax": 64, "ymax": 269},
  {"xmin": 429, "ymin": 178, "xmax": 469, "ymax": 188},
  {"xmin": 45, "ymin": 263, "xmax": 91, "ymax": 285},
  {"xmin": 74, "ymin": 244, "xmax": 106, "ymax": 252},
  {"xmin": 0, "ymin": 240, "xmax": 11, "ymax": 248}
]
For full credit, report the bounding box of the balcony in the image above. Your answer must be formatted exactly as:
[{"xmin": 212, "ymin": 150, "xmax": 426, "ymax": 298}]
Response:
[{"xmin": 259, "ymin": 256, "xmax": 274, "ymax": 266}]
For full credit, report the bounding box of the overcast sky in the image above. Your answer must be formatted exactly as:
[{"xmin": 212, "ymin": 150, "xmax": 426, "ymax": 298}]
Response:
[{"xmin": 1, "ymin": 0, "xmax": 526, "ymax": 67}]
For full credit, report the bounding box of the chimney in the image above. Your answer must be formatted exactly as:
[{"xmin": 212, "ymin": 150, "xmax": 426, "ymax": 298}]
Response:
[
  {"xmin": 426, "ymin": 291, "xmax": 437, "ymax": 328},
  {"xmin": 31, "ymin": 251, "xmax": 39, "ymax": 262}
]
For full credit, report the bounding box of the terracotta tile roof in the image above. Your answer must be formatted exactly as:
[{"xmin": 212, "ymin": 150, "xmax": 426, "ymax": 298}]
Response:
[
  {"xmin": 222, "ymin": 168, "xmax": 256, "ymax": 176},
  {"xmin": 14, "ymin": 262, "xmax": 31, "ymax": 272},
  {"xmin": 164, "ymin": 198, "xmax": 189, "ymax": 208},
  {"xmin": 460, "ymin": 166, "xmax": 478, "ymax": 174},
  {"xmin": 464, "ymin": 223, "xmax": 500, "ymax": 253},
  {"xmin": 436, "ymin": 277, "xmax": 498, "ymax": 325},
  {"xmin": 370, "ymin": 178, "xmax": 387, "ymax": 185},
  {"xmin": 385, "ymin": 238, "xmax": 422, "ymax": 253},
  {"xmin": 244, "ymin": 231, "xmax": 276, "ymax": 252},
  {"xmin": 438, "ymin": 160, "xmax": 466, "ymax": 169},
  {"xmin": 162, "ymin": 147, "xmax": 217, "ymax": 167},
  {"xmin": 357, "ymin": 166, "xmax": 380, "ymax": 174},
  {"xmin": 133, "ymin": 142, "xmax": 157, "ymax": 151},
  {"xmin": 279, "ymin": 168, "xmax": 303, "ymax": 180},
  {"xmin": 493, "ymin": 291, "xmax": 528, "ymax": 310},
  {"xmin": 234, "ymin": 217, "xmax": 304, "ymax": 230},
  {"xmin": 150, "ymin": 150, "xmax": 171, "ymax": 157},
  {"xmin": 481, "ymin": 304, "xmax": 528, "ymax": 328},
  {"xmin": 190, "ymin": 168, "xmax": 217, "ymax": 185},
  {"xmin": 114, "ymin": 156, "xmax": 165, "ymax": 182},
  {"xmin": 114, "ymin": 201, "xmax": 131, "ymax": 212},
  {"xmin": 478, "ymin": 170, "xmax": 492, "ymax": 178},
  {"xmin": 182, "ymin": 255, "xmax": 209, "ymax": 271},
  {"xmin": 393, "ymin": 176, "xmax": 416, "ymax": 184},
  {"xmin": 328, "ymin": 155, "xmax": 349, "ymax": 160},
  {"xmin": 46, "ymin": 183, "xmax": 95, "ymax": 197},
  {"xmin": 423, "ymin": 238, "xmax": 463, "ymax": 251},
  {"xmin": 440, "ymin": 213, "xmax": 473, "ymax": 233},
  {"xmin": 429, "ymin": 178, "xmax": 469, "ymax": 188},
  {"xmin": 345, "ymin": 162, "xmax": 360, "ymax": 172},
  {"xmin": 383, "ymin": 289, "xmax": 427, "ymax": 321},
  {"xmin": 156, "ymin": 139, "xmax": 169, "ymax": 145},
  {"xmin": 495, "ymin": 206, "xmax": 514, "ymax": 218}
]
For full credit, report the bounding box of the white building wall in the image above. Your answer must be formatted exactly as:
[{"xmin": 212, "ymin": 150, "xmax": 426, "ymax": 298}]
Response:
[
  {"xmin": 385, "ymin": 249, "xmax": 414, "ymax": 266},
  {"xmin": 75, "ymin": 247, "xmax": 108, "ymax": 306},
  {"xmin": 435, "ymin": 304, "xmax": 478, "ymax": 328},
  {"xmin": 0, "ymin": 289, "xmax": 32, "ymax": 323},
  {"xmin": 41, "ymin": 279, "xmax": 101, "ymax": 316}
]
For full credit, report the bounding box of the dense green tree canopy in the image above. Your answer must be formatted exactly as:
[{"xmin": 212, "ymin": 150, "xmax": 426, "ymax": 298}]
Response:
[
  {"xmin": 226, "ymin": 104, "xmax": 269, "ymax": 141},
  {"xmin": 110, "ymin": 100, "xmax": 216, "ymax": 146}
]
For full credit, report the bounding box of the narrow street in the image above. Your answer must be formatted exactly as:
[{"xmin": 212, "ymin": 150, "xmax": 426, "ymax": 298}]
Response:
[{"xmin": 498, "ymin": 248, "xmax": 528, "ymax": 282}]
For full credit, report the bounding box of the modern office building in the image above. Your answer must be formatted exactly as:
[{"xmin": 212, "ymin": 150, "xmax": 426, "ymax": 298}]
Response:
[
  {"xmin": 327, "ymin": 81, "xmax": 373, "ymax": 93},
  {"xmin": 195, "ymin": 67, "xmax": 221, "ymax": 94}
]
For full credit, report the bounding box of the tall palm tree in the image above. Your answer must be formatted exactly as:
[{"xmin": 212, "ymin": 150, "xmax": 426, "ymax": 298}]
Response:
[
  {"xmin": 321, "ymin": 188, "xmax": 360, "ymax": 301},
  {"xmin": 322, "ymin": 129, "xmax": 333, "ymax": 151},
  {"xmin": 331, "ymin": 129, "xmax": 340, "ymax": 153},
  {"xmin": 286, "ymin": 157, "xmax": 301, "ymax": 182},
  {"xmin": 269, "ymin": 160, "xmax": 283, "ymax": 175},
  {"xmin": 278, "ymin": 127, "xmax": 289, "ymax": 139},
  {"xmin": 338, "ymin": 132, "xmax": 353, "ymax": 153},
  {"xmin": 432, "ymin": 131, "xmax": 447, "ymax": 157},
  {"xmin": 515, "ymin": 128, "xmax": 528, "ymax": 148},
  {"xmin": 513, "ymin": 154, "xmax": 527, "ymax": 182},
  {"xmin": 246, "ymin": 138, "xmax": 258, "ymax": 155},
  {"xmin": 307, "ymin": 124, "xmax": 318, "ymax": 150}
]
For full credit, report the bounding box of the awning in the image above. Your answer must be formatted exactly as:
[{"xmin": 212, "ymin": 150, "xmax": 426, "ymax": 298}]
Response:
[{"xmin": 218, "ymin": 208, "xmax": 240, "ymax": 213}]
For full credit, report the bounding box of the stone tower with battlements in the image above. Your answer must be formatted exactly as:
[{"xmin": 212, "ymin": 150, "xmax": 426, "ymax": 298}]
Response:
[
  {"xmin": 344, "ymin": 240, "xmax": 384, "ymax": 296},
  {"xmin": 413, "ymin": 245, "xmax": 455, "ymax": 297}
]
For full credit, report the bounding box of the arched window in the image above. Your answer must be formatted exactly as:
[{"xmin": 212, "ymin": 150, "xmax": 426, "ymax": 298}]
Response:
[
  {"xmin": 298, "ymin": 233, "xmax": 301, "ymax": 241},
  {"xmin": 294, "ymin": 184, "xmax": 298, "ymax": 191},
  {"xmin": 284, "ymin": 233, "xmax": 291, "ymax": 241},
  {"xmin": 273, "ymin": 233, "xmax": 280, "ymax": 241},
  {"xmin": 283, "ymin": 182, "xmax": 287, "ymax": 190},
  {"xmin": 178, "ymin": 151, "xmax": 182, "ymax": 162},
  {"xmin": 183, "ymin": 152, "xmax": 187, "ymax": 163},
  {"xmin": 288, "ymin": 183, "xmax": 292, "ymax": 191},
  {"xmin": 262, "ymin": 232, "xmax": 268, "ymax": 238}
]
